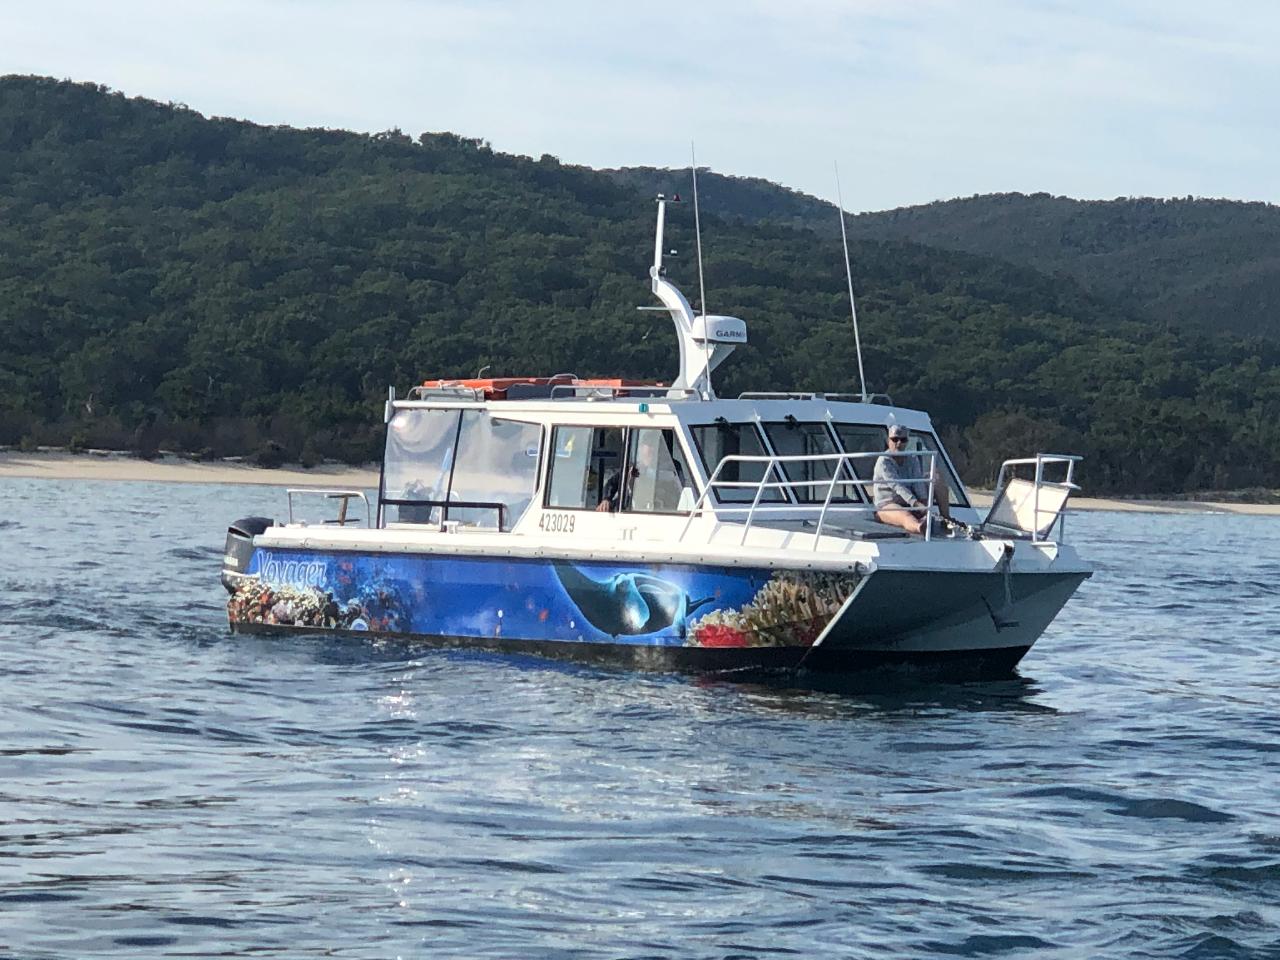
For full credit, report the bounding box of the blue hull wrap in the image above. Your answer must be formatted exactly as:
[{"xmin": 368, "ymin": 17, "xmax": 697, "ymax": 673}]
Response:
[{"xmin": 227, "ymin": 548, "xmax": 862, "ymax": 650}]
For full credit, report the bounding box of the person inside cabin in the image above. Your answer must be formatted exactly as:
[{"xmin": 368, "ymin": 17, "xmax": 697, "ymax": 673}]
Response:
[
  {"xmin": 873, "ymin": 424, "xmax": 951, "ymax": 534},
  {"xmin": 634, "ymin": 434, "xmax": 687, "ymax": 511},
  {"xmin": 596, "ymin": 459, "xmax": 636, "ymax": 513},
  {"xmin": 596, "ymin": 434, "xmax": 686, "ymax": 512}
]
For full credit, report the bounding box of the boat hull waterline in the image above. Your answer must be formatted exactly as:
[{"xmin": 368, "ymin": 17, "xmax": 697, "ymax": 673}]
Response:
[{"xmin": 225, "ymin": 546, "xmax": 1089, "ymax": 675}]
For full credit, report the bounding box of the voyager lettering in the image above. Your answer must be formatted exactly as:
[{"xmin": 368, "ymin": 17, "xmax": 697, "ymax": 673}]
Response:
[{"xmin": 256, "ymin": 551, "xmax": 327, "ymax": 587}]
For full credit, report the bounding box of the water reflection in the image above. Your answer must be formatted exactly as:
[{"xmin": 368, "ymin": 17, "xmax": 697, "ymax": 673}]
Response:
[{"xmin": 714, "ymin": 673, "xmax": 1057, "ymax": 717}]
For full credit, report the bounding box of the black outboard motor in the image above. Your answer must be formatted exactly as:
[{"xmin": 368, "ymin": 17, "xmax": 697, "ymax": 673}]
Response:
[{"xmin": 222, "ymin": 516, "xmax": 275, "ymax": 594}]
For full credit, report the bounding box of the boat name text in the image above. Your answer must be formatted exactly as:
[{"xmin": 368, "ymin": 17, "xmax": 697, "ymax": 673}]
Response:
[{"xmin": 256, "ymin": 551, "xmax": 328, "ymax": 587}]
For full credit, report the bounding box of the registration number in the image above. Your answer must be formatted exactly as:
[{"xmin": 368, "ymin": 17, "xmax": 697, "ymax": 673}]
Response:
[{"xmin": 539, "ymin": 512, "xmax": 576, "ymax": 533}]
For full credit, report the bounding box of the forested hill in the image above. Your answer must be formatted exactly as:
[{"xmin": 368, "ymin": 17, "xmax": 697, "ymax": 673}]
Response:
[
  {"xmin": 849, "ymin": 194, "xmax": 1280, "ymax": 341},
  {"xmin": 3, "ymin": 76, "xmax": 1280, "ymax": 495},
  {"xmin": 609, "ymin": 169, "xmax": 1280, "ymax": 340}
]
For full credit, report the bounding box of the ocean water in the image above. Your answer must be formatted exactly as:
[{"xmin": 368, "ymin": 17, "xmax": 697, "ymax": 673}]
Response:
[{"xmin": 1, "ymin": 477, "xmax": 1278, "ymax": 959}]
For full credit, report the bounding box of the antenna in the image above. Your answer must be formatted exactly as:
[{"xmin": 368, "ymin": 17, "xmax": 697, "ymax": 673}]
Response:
[
  {"xmin": 834, "ymin": 161, "xmax": 868, "ymax": 403},
  {"xmin": 691, "ymin": 143, "xmax": 711, "ymax": 399},
  {"xmin": 647, "ymin": 186, "xmax": 744, "ymax": 399}
]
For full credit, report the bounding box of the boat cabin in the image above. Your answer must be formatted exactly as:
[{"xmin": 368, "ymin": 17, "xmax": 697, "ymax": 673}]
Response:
[{"xmin": 376, "ymin": 381, "xmax": 977, "ymax": 539}]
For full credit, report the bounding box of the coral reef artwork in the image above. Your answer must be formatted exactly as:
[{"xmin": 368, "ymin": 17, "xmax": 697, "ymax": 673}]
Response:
[
  {"xmin": 227, "ymin": 579, "xmax": 409, "ymax": 632},
  {"xmin": 686, "ymin": 571, "xmax": 861, "ymax": 649}
]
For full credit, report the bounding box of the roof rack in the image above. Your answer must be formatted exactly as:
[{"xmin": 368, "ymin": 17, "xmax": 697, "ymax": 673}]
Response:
[
  {"xmin": 549, "ymin": 385, "xmax": 697, "ymax": 401},
  {"xmin": 409, "ymin": 375, "xmax": 673, "ymax": 402},
  {"xmin": 407, "ymin": 384, "xmax": 486, "ymax": 401},
  {"xmin": 737, "ymin": 391, "xmax": 895, "ymax": 404}
]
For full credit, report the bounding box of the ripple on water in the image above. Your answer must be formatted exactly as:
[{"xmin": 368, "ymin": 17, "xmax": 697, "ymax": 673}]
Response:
[
  {"xmin": 1, "ymin": 483, "xmax": 1279, "ymax": 958},
  {"xmin": 921, "ymin": 933, "xmax": 1060, "ymax": 956},
  {"xmin": 1112, "ymin": 798, "xmax": 1234, "ymax": 824}
]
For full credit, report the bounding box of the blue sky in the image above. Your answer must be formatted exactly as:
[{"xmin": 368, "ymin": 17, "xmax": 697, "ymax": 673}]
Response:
[{"xmin": 7, "ymin": 0, "xmax": 1277, "ymax": 210}]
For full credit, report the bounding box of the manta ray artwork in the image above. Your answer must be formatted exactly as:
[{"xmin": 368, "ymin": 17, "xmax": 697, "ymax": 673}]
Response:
[{"xmin": 551, "ymin": 564, "xmax": 713, "ymax": 639}]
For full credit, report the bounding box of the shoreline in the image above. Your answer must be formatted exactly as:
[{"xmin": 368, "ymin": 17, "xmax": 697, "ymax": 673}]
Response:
[
  {"xmin": 0, "ymin": 450, "xmax": 380, "ymax": 489},
  {"xmin": 965, "ymin": 492, "xmax": 1280, "ymax": 516},
  {"xmin": 2, "ymin": 450, "xmax": 1279, "ymax": 515}
]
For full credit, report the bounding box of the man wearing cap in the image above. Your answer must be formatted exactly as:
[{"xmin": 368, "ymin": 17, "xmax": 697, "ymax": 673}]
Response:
[{"xmin": 873, "ymin": 425, "xmax": 951, "ymax": 535}]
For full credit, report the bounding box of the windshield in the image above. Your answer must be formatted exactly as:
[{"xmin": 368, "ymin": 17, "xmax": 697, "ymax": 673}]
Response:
[
  {"xmin": 382, "ymin": 408, "xmax": 459, "ymax": 524},
  {"xmin": 689, "ymin": 422, "xmax": 785, "ymax": 503},
  {"xmin": 903, "ymin": 430, "xmax": 969, "ymax": 508},
  {"xmin": 760, "ymin": 421, "xmax": 859, "ymax": 503},
  {"xmin": 381, "ymin": 408, "xmax": 542, "ymax": 529}
]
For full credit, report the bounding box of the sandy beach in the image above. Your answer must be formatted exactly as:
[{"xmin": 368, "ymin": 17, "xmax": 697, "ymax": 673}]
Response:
[
  {"xmin": 0, "ymin": 450, "xmax": 379, "ymax": 489},
  {"xmin": 965, "ymin": 492, "xmax": 1280, "ymax": 516},
  {"xmin": 2, "ymin": 449, "xmax": 1278, "ymax": 515}
]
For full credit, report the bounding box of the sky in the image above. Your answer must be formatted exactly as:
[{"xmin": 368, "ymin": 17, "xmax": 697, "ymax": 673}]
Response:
[{"xmin": 6, "ymin": 0, "xmax": 1278, "ymax": 211}]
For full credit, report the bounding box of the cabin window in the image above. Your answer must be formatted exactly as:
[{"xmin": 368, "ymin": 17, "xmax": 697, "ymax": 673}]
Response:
[
  {"xmin": 447, "ymin": 413, "xmax": 543, "ymax": 530},
  {"xmin": 831, "ymin": 424, "xmax": 887, "ymax": 482},
  {"xmin": 380, "ymin": 408, "xmax": 542, "ymax": 529},
  {"xmin": 761, "ymin": 420, "xmax": 860, "ymax": 503},
  {"xmin": 690, "ymin": 422, "xmax": 785, "ymax": 503},
  {"xmin": 381, "ymin": 408, "xmax": 461, "ymax": 524},
  {"xmin": 903, "ymin": 430, "xmax": 970, "ymax": 508},
  {"xmin": 622, "ymin": 428, "xmax": 696, "ymax": 514},
  {"xmin": 546, "ymin": 426, "xmax": 625, "ymax": 510}
]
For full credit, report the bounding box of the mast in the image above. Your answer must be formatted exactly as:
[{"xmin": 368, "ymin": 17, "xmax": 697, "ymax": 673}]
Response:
[
  {"xmin": 835, "ymin": 161, "xmax": 869, "ymax": 403},
  {"xmin": 691, "ymin": 145, "xmax": 711, "ymax": 400},
  {"xmin": 649, "ymin": 194, "xmax": 745, "ymax": 397}
]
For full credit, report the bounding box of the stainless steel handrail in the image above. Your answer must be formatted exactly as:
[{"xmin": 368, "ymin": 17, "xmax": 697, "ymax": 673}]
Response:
[
  {"xmin": 679, "ymin": 450, "xmax": 941, "ymax": 547},
  {"xmin": 738, "ymin": 391, "xmax": 842, "ymax": 401},
  {"xmin": 405, "ymin": 385, "xmax": 485, "ymax": 401},
  {"xmin": 548, "ymin": 385, "xmax": 699, "ymax": 401},
  {"xmin": 737, "ymin": 391, "xmax": 896, "ymax": 404},
  {"xmin": 286, "ymin": 489, "xmax": 372, "ymax": 527}
]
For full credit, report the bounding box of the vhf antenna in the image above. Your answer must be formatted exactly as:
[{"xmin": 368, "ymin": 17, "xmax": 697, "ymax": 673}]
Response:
[
  {"xmin": 691, "ymin": 143, "xmax": 711, "ymax": 400},
  {"xmin": 834, "ymin": 161, "xmax": 869, "ymax": 403}
]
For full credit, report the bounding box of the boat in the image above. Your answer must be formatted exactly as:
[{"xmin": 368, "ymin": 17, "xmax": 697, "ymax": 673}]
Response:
[{"xmin": 220, "ymin": 194, "xmax": 1092, "ymax": 676}]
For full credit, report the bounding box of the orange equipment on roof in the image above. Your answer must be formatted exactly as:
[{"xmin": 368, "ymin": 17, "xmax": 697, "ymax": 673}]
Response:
[{"xmin": 419, "ymin": 374, "xmax": 665, "ymax": 401}]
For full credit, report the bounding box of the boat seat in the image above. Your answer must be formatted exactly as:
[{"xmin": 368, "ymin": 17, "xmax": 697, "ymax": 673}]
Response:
[{"xmin": 979, "ymin": 476, "xmax": 1074, "ymax": 540}]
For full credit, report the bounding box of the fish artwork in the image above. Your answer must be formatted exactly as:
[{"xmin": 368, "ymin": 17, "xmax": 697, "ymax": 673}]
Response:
[{"xmin": 552, "ymin": 564, "xmax": 713, "ymax": 638}]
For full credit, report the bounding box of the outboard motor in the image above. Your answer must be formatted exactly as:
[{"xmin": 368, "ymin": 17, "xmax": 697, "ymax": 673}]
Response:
[{"xmin": 222, "ymin": 516, "xmax": 275, "ymax": 594}]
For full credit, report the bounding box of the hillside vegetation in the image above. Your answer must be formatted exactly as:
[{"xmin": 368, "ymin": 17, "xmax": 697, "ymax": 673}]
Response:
[
  {"xmin": 2, "ymin": 76, "xmax": 1280, "ymax": 494},
  {"xmin": 609, "ymin": 168, "xmax": 1280, "ymax": 340}
]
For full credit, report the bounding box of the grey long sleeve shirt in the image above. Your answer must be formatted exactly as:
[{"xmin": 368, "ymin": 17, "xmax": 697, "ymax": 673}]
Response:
[{"xmin": 873, "ymin": 453, "xmax": 927, "ymax": 508}]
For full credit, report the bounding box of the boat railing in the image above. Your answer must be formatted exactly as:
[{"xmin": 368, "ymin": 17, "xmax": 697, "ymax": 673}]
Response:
[
  {"xmin": 286, "ymin": 489, "xmax": 372, "ymax": 527},
  {"xmin": 406, "ymin": 384, "xmax": 486, "ymax": 401},
  {"xmin": 380, "ymin": 498, "xmax": 508, "ymax": 530},
  {"xmin": 678, "ymin": 450, "xmax": 942, "ymax": 548},
  {"xmin": 548, "ymin": 385, "xmax": 700, "ymax": 401},
  {"xmin": 737, "ymin": 391, "xmax": 895, "ymax": 405},
  {"xmin": 983, "ymin": 454, "xmax": 1082, "ymax": 543}
]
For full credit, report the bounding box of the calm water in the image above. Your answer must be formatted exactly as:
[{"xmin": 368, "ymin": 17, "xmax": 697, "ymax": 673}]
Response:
[{"xmin": 1, "ymin": 478, "xmax": 1279, "ymax": 959}]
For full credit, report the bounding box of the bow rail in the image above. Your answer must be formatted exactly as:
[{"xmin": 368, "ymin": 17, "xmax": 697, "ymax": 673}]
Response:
[
  {"xmin": 678, "ymin": 450, "xmax": 1082, "ymax": 548},
  {"xmin": 678, "ymin": 450, "xmax": 940, "ymax": 547}
]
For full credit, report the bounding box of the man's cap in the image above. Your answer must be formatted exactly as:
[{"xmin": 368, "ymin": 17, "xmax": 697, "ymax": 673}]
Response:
[{"xmin": 887, "ymin": 424, "xmax": 908, "ymax": 439}]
